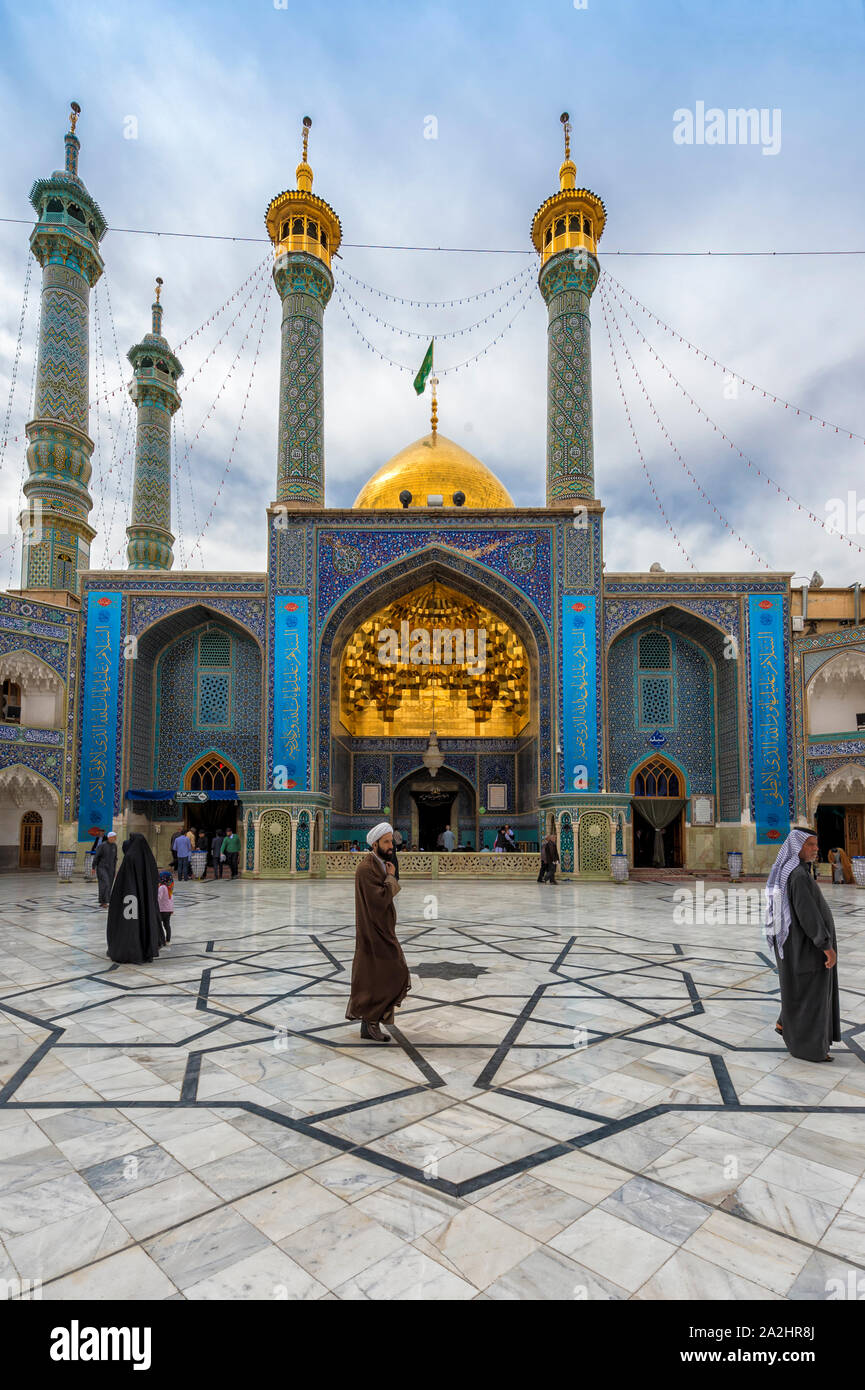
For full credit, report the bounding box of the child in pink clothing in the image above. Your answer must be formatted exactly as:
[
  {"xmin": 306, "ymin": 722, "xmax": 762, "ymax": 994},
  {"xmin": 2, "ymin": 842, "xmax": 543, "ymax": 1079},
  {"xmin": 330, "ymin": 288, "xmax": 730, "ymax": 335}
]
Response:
[{"xmin": 157, "ymin": 871, "xmax": 174, "ymax": 950}]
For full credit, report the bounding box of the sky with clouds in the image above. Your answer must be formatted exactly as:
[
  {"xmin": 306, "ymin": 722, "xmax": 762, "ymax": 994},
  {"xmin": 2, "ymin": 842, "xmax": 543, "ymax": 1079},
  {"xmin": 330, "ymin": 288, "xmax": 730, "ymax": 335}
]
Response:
[{"xmin": 0, "ymin": 0, "xmax": 863, "ymax": 585}]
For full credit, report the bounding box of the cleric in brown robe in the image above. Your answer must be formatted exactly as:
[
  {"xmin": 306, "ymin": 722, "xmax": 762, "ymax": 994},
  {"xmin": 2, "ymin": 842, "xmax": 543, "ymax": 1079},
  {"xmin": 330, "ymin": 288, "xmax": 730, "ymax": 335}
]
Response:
[
  {"xmin": 765, "ymin": 827, "xmax": 840, "ymax": 1063},
  {"xmin": 346, "ymin": 821, "xmax": 411, "ymax": 1043}
]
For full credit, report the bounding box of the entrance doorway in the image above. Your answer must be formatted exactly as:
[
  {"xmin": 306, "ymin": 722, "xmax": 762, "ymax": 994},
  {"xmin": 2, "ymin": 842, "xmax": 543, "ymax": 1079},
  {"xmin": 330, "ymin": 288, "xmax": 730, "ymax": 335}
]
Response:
[
  {"xmin": 816, "ymin": 803, "xmax": 864, "ymax": 862},
  {"xmin": 631, "ymin": 757, "xmax": 686, "ymax": 868},
  {"xmin": 183, "ymin": 754, "xmax": 239, "ymax": 838},
  {"xmin": 19, "ymin": 810, "xmax": 42, "ymax": 868},
  {"xmin": 413, "ymin": 784, "xmax": 456, "ymax": 850}
]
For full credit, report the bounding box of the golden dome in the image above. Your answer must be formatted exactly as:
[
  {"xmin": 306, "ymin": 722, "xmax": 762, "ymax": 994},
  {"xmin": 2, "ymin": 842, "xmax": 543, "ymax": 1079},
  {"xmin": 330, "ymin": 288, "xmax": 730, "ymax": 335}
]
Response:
[{"xmin": 353, "ymin": 433, "xmax": 514, "ymax": 510}]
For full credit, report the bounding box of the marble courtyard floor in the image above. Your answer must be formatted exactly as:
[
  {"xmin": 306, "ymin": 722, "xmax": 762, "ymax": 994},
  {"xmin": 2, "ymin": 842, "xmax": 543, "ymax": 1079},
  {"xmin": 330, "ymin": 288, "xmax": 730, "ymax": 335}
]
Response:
[{"xmin": 1, "ymin": 872, "xmax": 865, "ymax": 1302}]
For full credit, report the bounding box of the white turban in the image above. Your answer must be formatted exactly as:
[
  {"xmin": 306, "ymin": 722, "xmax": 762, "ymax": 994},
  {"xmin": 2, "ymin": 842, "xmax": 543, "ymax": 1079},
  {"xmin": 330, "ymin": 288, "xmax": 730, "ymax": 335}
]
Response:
[{"xmin": 367, "ymin": 822, "xmax": 393, "ymax": 847}]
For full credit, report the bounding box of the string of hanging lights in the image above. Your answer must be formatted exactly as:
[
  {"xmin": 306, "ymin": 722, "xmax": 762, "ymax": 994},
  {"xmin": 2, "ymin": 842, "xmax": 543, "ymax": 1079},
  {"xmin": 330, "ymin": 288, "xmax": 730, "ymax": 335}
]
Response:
[
  {"xmin": 171, "ymin": 414, "xmax": 187, "ymax": 569},
  {"xmin": 336, "ymin": 263, "xmax": 534, "ymax": 309},
  {"xmin": 97, "ymin": 269, "xmax": 137, "ymax": 565},
  {"xmin": 600, "ymin": 290, "xmax": 696, "ymax": 570},
  {"xmin": 105, "ymin": 269, "xmax": 272, "ymax": 566},
  {"xmin": 599, "ymin": 282, "xmax": 771, "ymax": 569},
  {"xmin": 603, "ymin": 275, "xmax": 865, "ymax": 559},
  {"xmin": 0, "ymin": 255, "xmax": 33, "ymax": 569},
  {"xmin": 602, "ymin": 269, "xmax": 865, "ymax": 445},
  {"xmin": 187, "ymin": 281, "xmax": 273, "ymax": 567},
  {"xmin": 333, "ymin": 278, "xmax": 535, "ymax": 377},
  {"xmin": 334, "ymin": 268, "xmax": 535, "ymax": 341}
]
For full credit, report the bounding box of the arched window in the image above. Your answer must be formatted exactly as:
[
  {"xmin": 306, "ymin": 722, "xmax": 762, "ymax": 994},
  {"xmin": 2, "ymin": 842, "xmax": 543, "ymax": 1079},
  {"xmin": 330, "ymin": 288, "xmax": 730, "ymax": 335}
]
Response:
[
  {"xmin": 55, "ymin": 552, "xmax": 74, "ymax": 589},
  {"xmin": 67, "ymin": 203, "xmax": 85, "ymax": 223},
  {"xmin": 634, "ymin": 758, "xmax": 681, "ymax": 798},
  {"xmin": 187, "ymin": 755, "xmax": 237, "ymax": 792}
]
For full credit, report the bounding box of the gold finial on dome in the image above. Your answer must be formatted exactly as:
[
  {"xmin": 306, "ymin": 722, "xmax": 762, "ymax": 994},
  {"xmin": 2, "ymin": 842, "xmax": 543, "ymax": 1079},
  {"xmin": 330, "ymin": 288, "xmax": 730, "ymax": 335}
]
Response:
[
  {"xmin": 296, "ymin": 115, "xmax": 314, "ymax": 192},
  {"xmin": 559, "ymin": 110, "xmax": 576, "ymax": 191},
  {"xmin": 69, "ymin": 101, "xmax": 81, "ymax": 134},
  {"xmin": 430, "ymin": 376, "xmax": 439, "ymax": 439},
  {"xmin": 154, "ymin": 276, "xmax": 163, "ymax": 303}
]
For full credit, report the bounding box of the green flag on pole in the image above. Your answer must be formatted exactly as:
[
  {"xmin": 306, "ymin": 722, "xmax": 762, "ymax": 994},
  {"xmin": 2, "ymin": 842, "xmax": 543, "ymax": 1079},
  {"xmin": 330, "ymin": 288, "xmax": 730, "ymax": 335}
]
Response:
[{"xmin": 413, "ymin": 339, "xmax": 434, "ymax": 395}]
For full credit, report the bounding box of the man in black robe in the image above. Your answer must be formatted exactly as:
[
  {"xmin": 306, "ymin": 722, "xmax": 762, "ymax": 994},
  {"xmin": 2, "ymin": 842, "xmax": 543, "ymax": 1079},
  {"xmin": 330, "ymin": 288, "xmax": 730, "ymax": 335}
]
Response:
[
  {"xmin": 92, "ymin": 831, "xmax": 117, "ymax": 908},
  {"xmin": 765, "ymin": 826, "xmax": 840, "ymax": 1063},
  {"xmin": 106, "ymin": 833, "xmax": 163, "ymax": 964}
]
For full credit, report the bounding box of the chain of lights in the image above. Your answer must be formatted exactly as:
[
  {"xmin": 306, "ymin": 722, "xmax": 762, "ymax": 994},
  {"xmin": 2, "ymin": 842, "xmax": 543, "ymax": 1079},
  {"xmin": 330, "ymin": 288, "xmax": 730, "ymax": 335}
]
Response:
[
  {"xmin": 603, "ymin": 275, "xmax": 865, "ymax": 559},
  {"xmin": 602, "ymin": 269, "xmax": 865, "ymax": 445},
  {"xmin": 172, "ymin": 404, "xmax": 201, "ymax": 568},
  {"xmin": 171, "ymin": 413, "xmax": 187, "ymax": 569},
  {"xmin": 0, "ymin": 254, "xmax": 33, "ymax": 573},
  {"xmin": 105, "ymin": 268, "xmax": 272, "ymax": 566},
  {"xmin": 0, "ymin": 256, "xmax": 271, "ymax": 449},
  {"xmin": 599, "ymin": 282, "xmax": 770, "ymax": 569},
  {"xmin": 6, "ymin": 280, "xmax": 41, "ymax": 586},
  {"xmin": 98, "ymin": 269, "xmax": 136, "ymax": 565},
  {"xmin": 337, "ymin": 263, "xmax": 534, "ymax": 308},
  {"xmin": 334, "ymin": 268, "xmax": 534, "ymax": 342},
  {"xmin": 187, "ymin": 279, "xmax": 273, "ymax": 567},
  {"xmin": 333, "ymin": 278, "xmax": 534, "ymax": 377},
  {"xmin": 600, "ymin": 290, "xmax": 696, "ymax": 570}
]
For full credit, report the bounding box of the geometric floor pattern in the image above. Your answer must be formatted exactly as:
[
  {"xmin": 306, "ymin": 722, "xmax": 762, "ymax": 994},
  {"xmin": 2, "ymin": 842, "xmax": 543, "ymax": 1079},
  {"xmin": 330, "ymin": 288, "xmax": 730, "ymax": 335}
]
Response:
[{"xmin": 2, "ymin": 872, "xmax": 865, "ymax": 1300}]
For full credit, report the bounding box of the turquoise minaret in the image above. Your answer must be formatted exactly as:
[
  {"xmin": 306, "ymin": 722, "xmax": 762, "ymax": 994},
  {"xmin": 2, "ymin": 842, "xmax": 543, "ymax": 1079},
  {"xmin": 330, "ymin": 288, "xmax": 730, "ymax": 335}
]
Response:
[
  {"xmin": 20, "ymin": 102, "xmax": 106, "ymax": 596},
  {"xmin": 264, "ymin": 116, "xmax": 341, "ymax": 509},
  {"xmin": 531, "ymin": 113, "xmax": 606, "ymax": 507},
  {"xmin": 126, "ymin": 279, "xmax": 183, "ymax": 569}
]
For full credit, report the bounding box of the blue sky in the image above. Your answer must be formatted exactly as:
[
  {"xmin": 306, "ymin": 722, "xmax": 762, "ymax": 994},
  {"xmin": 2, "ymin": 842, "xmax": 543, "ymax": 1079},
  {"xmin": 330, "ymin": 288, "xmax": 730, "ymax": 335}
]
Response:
[{"xmin": 0, "ymin": 0, "xmax": 864, "ymax": 580}]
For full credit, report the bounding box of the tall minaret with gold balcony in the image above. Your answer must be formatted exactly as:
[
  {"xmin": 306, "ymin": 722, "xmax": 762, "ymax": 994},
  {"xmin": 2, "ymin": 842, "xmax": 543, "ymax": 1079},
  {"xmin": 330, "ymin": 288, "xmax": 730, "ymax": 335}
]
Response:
[
  {"xmin": 265, "ymin": 116, "xmax": 341, "ymax": 509},
  {"xmin": 20, "ymin": 102, "xmax": 106, "ymax": 597},
  {"xmin": 126, "ymin": 279, "xmax": 183, "ymax": 570},
  {"xmin": 531, "ymin": 113, "xmax": 606, "ymax": 508}
]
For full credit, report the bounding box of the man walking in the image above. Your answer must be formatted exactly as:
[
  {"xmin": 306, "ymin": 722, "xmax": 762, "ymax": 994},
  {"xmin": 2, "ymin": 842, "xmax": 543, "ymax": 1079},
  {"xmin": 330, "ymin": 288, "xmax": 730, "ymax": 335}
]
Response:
[
  {"xmin": 174, "ymin": 828, "xmax": 191, "ymax": 881},
  {"xmin": 346, "ymin": 822, "xmax": 411, "ymax": 1043},
  {"xmin": 538, "ymin": 827, "xmax": 559, "ymax": 884},
  {"xmin": 222, "ymin": 828, "xmax": 241, "ymax": 878},
  {"xmin": 93, "ymin": 830, "xmax": 117, "ymax": 908},
  {"xmin": 210, "ymin": 827, "xmax": 224, "ymax": 879},
  {"xmin": 765, "ymin": 827, "xmax": 840, "ymax": 1062}
]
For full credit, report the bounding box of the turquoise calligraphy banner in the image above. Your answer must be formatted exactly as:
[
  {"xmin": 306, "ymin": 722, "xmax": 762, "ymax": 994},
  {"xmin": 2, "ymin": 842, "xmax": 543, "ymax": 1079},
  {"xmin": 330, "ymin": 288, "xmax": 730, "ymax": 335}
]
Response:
[
  {"xmin": 562, "ymin": 594, "xmax": 599, "ymax": 792},
  {"xmin": 77, "ymin": 591, "xmax": 122, "ymax": 840},
  {"xmin": 273, "ymin": 594, "xmax": 309, "ymax": 791},
  {"xmin": 748, "ymin": 593, "xmax": 791, "ymax": 845}
]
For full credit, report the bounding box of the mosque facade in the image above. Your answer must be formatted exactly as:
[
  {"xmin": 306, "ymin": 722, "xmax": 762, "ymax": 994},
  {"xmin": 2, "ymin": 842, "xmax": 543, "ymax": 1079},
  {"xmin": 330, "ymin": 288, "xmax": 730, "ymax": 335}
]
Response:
[{"xmin": 3, "ymin": 104, "xmax": 849, "ymax": 880}]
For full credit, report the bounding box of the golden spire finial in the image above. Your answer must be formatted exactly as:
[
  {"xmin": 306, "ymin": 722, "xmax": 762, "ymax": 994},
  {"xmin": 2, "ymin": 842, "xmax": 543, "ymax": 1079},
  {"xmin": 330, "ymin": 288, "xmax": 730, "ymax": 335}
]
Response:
[
  {"xmin": 430, "ymin": 376, "xmax": 439, "ymax": 440},
  {"xmin": 155, "ymin": 276, "xmax": 163, "ymax": 304},
  {"xmin": 296, "ymin": 115, "xmax": 314, "ymax": 192},
  {"xmin": 70, "ymin": 101, "xmax": 81, "ymax": 134},
  {"xmin": 560, "ymin": 111, "xmax": 571, "ymax": 161},
  {"xmin": 558, "ymin": 109, "xmax": 576, "ymax": 190}
]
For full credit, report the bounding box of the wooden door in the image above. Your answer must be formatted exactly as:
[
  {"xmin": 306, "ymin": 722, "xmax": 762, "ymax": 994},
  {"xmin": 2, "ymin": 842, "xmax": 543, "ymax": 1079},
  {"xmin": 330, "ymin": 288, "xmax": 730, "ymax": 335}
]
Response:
[
  {"xmin": 845, "ymin": 807, "xmax": 864, "ymax": 857},
  {"xmin": 19, "ymin": 811, "xmax": 42, "ymax": 868}
]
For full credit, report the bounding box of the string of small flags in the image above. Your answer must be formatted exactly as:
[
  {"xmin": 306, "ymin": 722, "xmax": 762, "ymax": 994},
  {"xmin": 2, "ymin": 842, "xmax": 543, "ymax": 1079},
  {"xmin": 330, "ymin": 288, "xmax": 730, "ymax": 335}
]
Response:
[
  {"xmin": 604, "ymin": 276, "xmax": 865, "ymax": 559},
  {"xmin": 602, "ymin": 269, "xmax": 865, "ymax": 445},
  {"xmin": 337, "ymin": 263, "xmax": 533, "ymax": 308},
  {"xmin": 335, "ymin": 269, "xmax": 534, "ymax": 342},
  {"xmin": 333, "ymin": 279, "xmax": 534, "ymax": 377},
  {"xmin": 600, "ymin": 282, "xmax": 771, "ymax": 568},
  {"xmin": 188, "ymin": 282, "xmax": 273, "ymax": 566},
  {"xmin": 174, "ymin": 403, "xmax": 201, "ymax": 559},
  {"xmin": 600, "ymin": 290, "xmax": 696, "ymax": 569},
  {"xmin": 98, "ymin": 268, "xmax": 137, "ymax": 563}
]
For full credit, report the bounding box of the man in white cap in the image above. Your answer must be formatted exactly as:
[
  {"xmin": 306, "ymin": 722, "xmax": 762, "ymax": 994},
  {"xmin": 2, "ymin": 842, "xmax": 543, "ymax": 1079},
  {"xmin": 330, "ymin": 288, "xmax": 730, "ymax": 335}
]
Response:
[
  {"xmin": 765, "ymin": 825, "xmax": 839, "ymax": 1062},
  {"xmin": 92, "ymin": 831, "xmax": 117, "ymax": 909},
  {"xmin": 345, "ymin": 822, "xmax": 411, "ymax": 1043}
]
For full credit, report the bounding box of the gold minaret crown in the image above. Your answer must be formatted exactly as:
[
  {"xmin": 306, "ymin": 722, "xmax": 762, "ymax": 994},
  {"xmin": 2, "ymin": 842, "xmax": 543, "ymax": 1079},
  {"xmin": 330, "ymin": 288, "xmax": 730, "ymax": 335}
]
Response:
[
  {"xmin": 530, "ymin": 111, "xmax": 606, "ymax": 266},
  {"xmin": 264, "ymin": 113, "xmax": 342, "ymax": 268},
  {"xmin": 69, "ymin": 100, "xmax": 81, "ymax": 134},
  {"xmin": 154, "ymin": 276, "xmax": 163, "ymax": 303}
]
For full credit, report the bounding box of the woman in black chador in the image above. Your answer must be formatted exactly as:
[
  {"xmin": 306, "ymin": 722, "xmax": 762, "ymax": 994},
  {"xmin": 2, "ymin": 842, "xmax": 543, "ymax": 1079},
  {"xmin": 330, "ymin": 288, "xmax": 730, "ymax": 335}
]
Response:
[{"xmin": 106, "ymin": 833, "xmax": 163, "ymax": 964}]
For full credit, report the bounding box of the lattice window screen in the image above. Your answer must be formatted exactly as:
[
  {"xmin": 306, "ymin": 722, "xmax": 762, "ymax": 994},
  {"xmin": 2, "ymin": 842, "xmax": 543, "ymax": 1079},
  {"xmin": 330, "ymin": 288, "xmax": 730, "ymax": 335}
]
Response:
[
  {"xmin": 640, "ymin": 676, "xmax": 671, "ymax": 726},
  {"xmin": 638, "ymin": 632, "xmax": 671, "ymax": 669},
  {"xmin": 199, "ymin": 631, "xmax": 231, "ymax": 666},
  {"xmin": 198, "ymin": 672, "xmax": 230, "ymax": 725}
]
